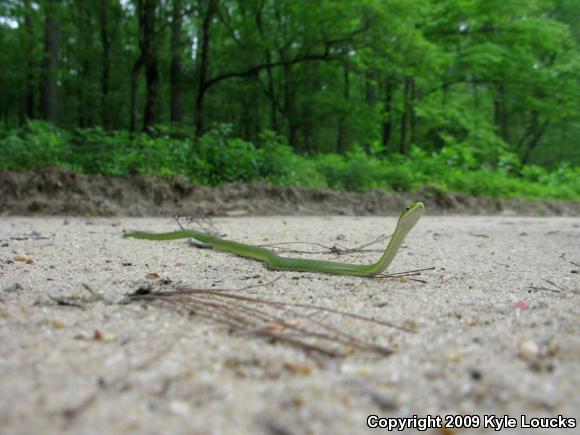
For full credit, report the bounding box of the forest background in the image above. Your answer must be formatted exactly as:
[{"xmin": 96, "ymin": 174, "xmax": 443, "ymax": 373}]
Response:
[{"xmin": 1, "ymin": 0, "xmax": 579, "ymax": 199}]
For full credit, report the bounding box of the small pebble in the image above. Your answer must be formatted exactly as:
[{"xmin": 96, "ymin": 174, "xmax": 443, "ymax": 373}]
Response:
[
  {"xmin": 547, "ymin": 344, "xmax": 558, "ymax": 358},
  {"xmin": 265, "ymin": 322, "xmax": 284, "ymax": 333},
  {"xmin": 402, "ymin": 319, "xmax": 417, "ymax": 331},
  {"xmin": 168, "ymin": 400, "xmax": 191, "ymax": 415},
  {"xmin": 51, "ymin": 319, "xmax": 66, "ymax": 329},
  {"xmin": 446, "ymin": 351, "xmax": 460, "ymax": 362},
  {"xmin": 283, "ymin": 361, "xmax": 313, "ymax": 376},
  {"xmin": 468, "ymin": 368, "xmax": 482, "ymax": 381},
  {"xmin": 464, "ymin": 317, "xmax": 477, "ymax": 326},
  {"xmin": 520, "ymin": 340, "xmax": 539, "ymax": 360}
]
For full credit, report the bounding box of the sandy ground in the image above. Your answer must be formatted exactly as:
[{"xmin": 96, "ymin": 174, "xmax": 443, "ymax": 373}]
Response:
[{"xmin": 0, "ymin": 215, "xmax": 579, "ymax": 435}]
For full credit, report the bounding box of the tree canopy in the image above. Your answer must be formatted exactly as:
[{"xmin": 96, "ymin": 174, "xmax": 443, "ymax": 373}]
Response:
[{"xmin": 0, "ymin": 0, "xmax": 579, "ymax": 166}]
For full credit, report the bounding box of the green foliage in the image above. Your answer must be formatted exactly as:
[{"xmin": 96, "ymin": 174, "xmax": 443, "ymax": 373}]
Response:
[
  {"xmin": 254, "ymin": 131, "xmax": 326, "ymax": 188},
  {"xmin": 316, "ymin": 148, "xmax": 384, "ymax": 191},
  {"xmin": 191, "ymin": 125, "xmax": 326, "ymax": 187},
  {"xmin": 2, "ymin": 0, "xmax": 580, "ymax": 167},
  {"xmin": 2, "ymin": 122, "xmax": 578, "ymax": 200},
  {"xmin": 1, "ymin": 0, "xmax": 578, "ymax": 205},
  {"xmin": 196, "ymin": 125, "xmax": 260, "ymax": 184},
  {"xmin": 0, "ymin": 121, "xmax": 69, "ymax": 170}
]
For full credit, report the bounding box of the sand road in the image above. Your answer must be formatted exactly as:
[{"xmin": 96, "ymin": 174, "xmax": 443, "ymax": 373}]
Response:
[{"xmin": 1, "ymin": 215, "xmax": 579, "ymax": 434}]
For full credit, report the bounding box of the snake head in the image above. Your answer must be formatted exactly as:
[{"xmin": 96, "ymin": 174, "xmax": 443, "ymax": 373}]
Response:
[{"xmin": 398, "ymin": 202, "xmax": 425, "ymax": 228}]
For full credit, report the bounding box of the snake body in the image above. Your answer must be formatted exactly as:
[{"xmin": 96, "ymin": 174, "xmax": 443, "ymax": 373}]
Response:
[{"xmin": 124, "ymin": 202, "xmax": 424, "ymax": 278}]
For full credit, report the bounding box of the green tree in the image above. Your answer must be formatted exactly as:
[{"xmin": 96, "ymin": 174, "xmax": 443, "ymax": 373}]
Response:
[{"xmin": 0, "ymin": 0, "xmax": 578, "ymax": 165}]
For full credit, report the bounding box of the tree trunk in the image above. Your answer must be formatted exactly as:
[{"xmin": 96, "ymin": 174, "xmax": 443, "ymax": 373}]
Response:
[
  {"xmin": 130, "ymin": 0, "xmax": 160, "ymax": 132},
  {"xmin": 23, "ymin": 0, "xmax": 36, "ymax": 120},
  {"xmin": 130, "ymin": 56, "xmax": 143, "ymax": 133},
  {"xmin": 493, "ymin": 83, "xmax": 509, "ymax": 142},
  {"xmin": 521, "ymin": 121, "xmax": 548, "ymax": 164},
  {"xmin": 382, "ymin": 76, "xmax": 394, "ymax": 149},
  {"xmin": 99, "ymin": 0, "xmax": 111, "ymax": 128},
  {"xmin": 265, "ymin": 60, "xmax": 278, "ymax": 132},
  {"xmin": 76, "ymin": 0, "xmax": 92, "ymax": 127},
  {"xmin": 364, "ymin": 70, "xmax": 377, "ymax": 152},
  {"xmin": 336, "ymin": 59, "xmax": 350, "ymax": 154},
  {"xmin": 301, "ymin": 62, "xmax": 318, "ymax": 152},
  {"xmin": 409, "ymin": 78, "xmax": 416, "ymax": 146},
  {"xmin": 399, "ymin": 77, "xmax": 412, "ymax": 155},
  {"xmin": 255, "ymin": 6, "xmax": 278, "ymax": 132},
  {"xmin": 520, "ymin": 112, "xmax": 549, "ymax": 164},
  {"xmin": 282, "ymin": 63, "xmax": 297, "ymax": 150},
  {"xmin": 170, "ymin": 0, "xmax": 183, "ymax": 123},
  {"xmin": 365, "ymin": 70, "xmax": 377, "ymax": 106},
  {"xmin": 40, "ymin": 0, "xmax": 61, "ymax": 123},
  {"xmin": 195, "ymin": 0, "xmax": 217, "ymax": 136},
  {"xmin": 142, "ymin": 0, "xmax": 160, "ymax": 130}
]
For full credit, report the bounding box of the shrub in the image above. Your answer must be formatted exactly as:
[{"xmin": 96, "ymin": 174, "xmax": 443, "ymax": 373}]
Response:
[
  {"xmin": 1, "ymin": 122, "xmax": 579, "ymax": 200},
  {"xmin": 0, "ymin": 121, "xmax": 69, "ymax": 170}
]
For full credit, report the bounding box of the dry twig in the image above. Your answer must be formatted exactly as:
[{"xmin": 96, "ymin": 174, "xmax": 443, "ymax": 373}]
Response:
[{"xmin": 125, "ymin": 282, "xmax": 410, "ymax": 358}]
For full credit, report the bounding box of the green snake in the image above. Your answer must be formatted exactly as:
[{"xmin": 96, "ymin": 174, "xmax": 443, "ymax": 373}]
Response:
[{"xmin": 124, "ymin": 202, "xmax": 424, "ymax": 278}]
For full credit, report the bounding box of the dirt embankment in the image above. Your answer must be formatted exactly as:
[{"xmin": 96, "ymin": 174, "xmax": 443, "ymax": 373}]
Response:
[{"xmin": 1, "ymin": 168, "xmax": 579, "ymax": 216}]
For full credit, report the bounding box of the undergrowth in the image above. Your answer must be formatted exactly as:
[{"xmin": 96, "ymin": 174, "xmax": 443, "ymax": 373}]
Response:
[{"xmin": 1, "ymin": 121, "xmax": 579, "ymax": 200}]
